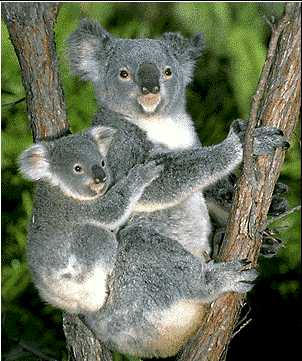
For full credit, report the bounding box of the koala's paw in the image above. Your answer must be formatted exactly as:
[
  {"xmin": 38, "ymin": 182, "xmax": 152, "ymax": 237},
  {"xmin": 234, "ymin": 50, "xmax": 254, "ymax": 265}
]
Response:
[
  {"xmin": 229, "ymin": 120, "xmax": 289, "ymax": 156},
  {"xmin": 254, "ymin": 127, "xmax": 289, "ymax": 156},
  {"xmin": 130, "ymin": 161, "xmax": 164, "ymax": 187},
  {"xmin": 273, "ymin": 181, "xmax": 289, "ymax": 195},
  {"xmin": 260, "ymin": 234, "xmax": 284, "ymax": 258},
  {"xmin": 269, "ymin": 194, "xmax": 289, "ymax": 217},
  {"xmin": 268, "ymin": 182, "xmax": 289, "ymax": 217},
  {"xmin": 229, "ymin": 119, "xmax": 248, "ymax": 143},
  {"xmin": 207, "ymin": 259, "xmax": 258, "ymax": 294}
]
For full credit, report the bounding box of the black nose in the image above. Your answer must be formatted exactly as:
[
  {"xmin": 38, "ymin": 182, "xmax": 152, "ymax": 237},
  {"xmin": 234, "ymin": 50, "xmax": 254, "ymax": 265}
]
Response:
[
  {"xmin": 137, "ymin": 63, "xmax": 160, "ymax": 95},
  {"xmin": 142, "ymin": 85, "xmax": 160, "ymax": 95},
  {"xmin": 91, "ymin": 164, "xmax": 107, "ymax": 183}
]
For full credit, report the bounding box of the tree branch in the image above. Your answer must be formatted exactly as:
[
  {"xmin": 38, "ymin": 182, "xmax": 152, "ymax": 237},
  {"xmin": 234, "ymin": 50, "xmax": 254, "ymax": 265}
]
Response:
[
  {"xmin": 179, "ymin": 3, "xmax": 301, "ymax": 361},
  {"xmin": 2, "ymin": 3, "xmax": 113, "ymax": 360}
]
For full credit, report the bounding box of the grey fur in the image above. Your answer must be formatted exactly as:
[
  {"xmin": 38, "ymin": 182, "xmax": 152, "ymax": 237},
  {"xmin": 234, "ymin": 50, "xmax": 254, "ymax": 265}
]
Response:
[
  {"xmin": 83, "ymin": 225, "xmax": 257, "ymax": 358},
  {"xmin": 19, "ymin": 126, "xmax": 162, "ymax": 314},
  {"xmin": 63, "ymin": 20, "xmax": 289, "ymax": 357},
  {"xmin": 67, "ymin": 20, "xmax": 287, "ymax": 255}
]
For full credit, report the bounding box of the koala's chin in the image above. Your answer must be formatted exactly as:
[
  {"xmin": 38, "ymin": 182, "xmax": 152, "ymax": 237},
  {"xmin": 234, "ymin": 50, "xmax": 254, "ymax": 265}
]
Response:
[
  {"xmin": 89, "ymin": 181, "xmax": 108, "ymax": 198},
  {"xmin": 60, "ymin": 182, "xmax": 108, "ymax": 202},
  {"xmin": 137, "ymin": 93, "xmax": 161, "ymax": 114}
]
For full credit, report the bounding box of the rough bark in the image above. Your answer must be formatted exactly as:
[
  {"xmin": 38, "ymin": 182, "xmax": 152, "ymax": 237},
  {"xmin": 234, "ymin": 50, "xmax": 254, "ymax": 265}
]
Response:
[
  {"xmin": 2, "ymin": 2, "xmax": 69, "ymax": 141},
  {"xmin": 63, "ymin": 314, "xmax": 113, "ymax": 361},
  {"xmin": 179, "ymin": 3, "xmax": 301, "ymax": 361},
  {"xmin": 2, "ymin": 3, "xmax": 113, "ymax": 361}
]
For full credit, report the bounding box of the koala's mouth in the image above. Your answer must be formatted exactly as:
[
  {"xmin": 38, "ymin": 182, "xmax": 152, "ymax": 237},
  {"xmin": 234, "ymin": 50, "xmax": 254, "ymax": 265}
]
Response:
[
  {"xmin": 89, "ymin": 182, "xmax": 108, "ymax": 197},
  {"xmin": 137, "ymin": 93, "xmax": 161, "ymax": 113}
]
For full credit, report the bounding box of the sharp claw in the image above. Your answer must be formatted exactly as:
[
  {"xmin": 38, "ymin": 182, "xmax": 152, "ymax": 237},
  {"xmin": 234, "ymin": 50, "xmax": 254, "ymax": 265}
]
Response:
[
  {"xmin": 282, "ymin": 141, "xmax": 290, "ymax": 150},
  {"xmin": 276, "ymin": 129, "xmax": 284, "ymax": 136},
  {"xmin": 240, "ymin": 259, "xmax": 252, "ymax": 266}
]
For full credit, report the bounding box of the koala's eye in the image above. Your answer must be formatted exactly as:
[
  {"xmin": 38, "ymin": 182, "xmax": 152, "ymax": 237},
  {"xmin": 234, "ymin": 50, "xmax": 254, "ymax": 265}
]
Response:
[
  {"xmin": 101, "ymin": 160, "xmax": 105, "ymax": 167},
  {"xmin": 73, "ymin": 164, "xmax": 83, "ymax": 174},
  {"xmin": 119, "ymin": 69, "xmax": 130, "ymax": 80},
  {"xmin": 164, "ymin": 67, "xmax": 172, "ymax": 78}
]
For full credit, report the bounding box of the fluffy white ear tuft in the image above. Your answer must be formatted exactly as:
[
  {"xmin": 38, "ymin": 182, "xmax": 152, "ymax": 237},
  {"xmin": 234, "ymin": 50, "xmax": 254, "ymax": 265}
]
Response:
[
  {"xmin": 89, "ymin": 126, "xmax": 117, "ymax": 157},
  {"xmin": 67, "ymin": 19, "xmax": 114, "ymax": 82},
  {"xmin": 18, "ymin": 144, "xmax": 50, "ymax": 181}
]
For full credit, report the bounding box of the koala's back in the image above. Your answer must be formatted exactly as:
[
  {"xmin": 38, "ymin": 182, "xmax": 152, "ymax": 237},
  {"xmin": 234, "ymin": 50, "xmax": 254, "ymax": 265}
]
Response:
[
  {"xmin": 93, "ymin": 109, "xmax": 153, "ymax": 181},
  {"xmin": 28, "ymin": 185, "xmax": 79, "ymax": 308}
]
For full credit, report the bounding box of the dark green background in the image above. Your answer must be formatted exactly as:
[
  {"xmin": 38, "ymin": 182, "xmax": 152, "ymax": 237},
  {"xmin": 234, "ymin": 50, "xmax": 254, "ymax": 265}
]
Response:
[{"xmin": 2, "ymin": 3, "xmax": 300, "ymax": 361}]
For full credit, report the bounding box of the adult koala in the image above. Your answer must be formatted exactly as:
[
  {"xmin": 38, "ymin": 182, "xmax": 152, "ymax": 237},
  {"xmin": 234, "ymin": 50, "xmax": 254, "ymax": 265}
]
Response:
[
  {"xmin": 66, "ymin": 20, "xmax": 289, "ymax": 357},
  {"xmin": 68, "ymin": 19, "xmax": 288, "ymax": 257}
]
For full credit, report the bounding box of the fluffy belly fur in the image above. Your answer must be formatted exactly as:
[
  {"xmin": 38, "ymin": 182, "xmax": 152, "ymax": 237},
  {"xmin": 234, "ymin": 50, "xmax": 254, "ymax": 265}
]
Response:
[
  {"xmin": 144, "ymin": 301, "xmax": 207, "ymax": 357},
  {"xmin": 130, "ymin": 192, "xmax": 211, "ymax": 258},
  {"xmin": 105, "ymin": 301, "xmax": 208, "ymax": 358}
]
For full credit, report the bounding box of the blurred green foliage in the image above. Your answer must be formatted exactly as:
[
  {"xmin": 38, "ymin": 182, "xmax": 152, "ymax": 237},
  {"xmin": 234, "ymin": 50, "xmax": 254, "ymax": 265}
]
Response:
[{"xmin": 2, "ymin": 3, "xmax": 300, "ymax": 361}]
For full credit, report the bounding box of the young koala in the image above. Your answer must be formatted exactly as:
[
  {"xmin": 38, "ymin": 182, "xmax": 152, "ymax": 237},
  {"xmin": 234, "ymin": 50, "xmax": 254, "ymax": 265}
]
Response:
[
  {"xmin": 20, "ymin": 127, "xmax": 259, "ymax": 358},
  {"xmin": 19, "ymin": 126, "xmax": 162, "ymax": 314}
]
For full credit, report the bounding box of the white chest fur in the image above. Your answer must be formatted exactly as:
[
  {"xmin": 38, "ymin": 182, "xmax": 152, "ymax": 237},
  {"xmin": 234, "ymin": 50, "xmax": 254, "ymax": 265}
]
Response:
[{"xmin": 128, "ymin": 113, "xmax": 197, "ymax": 150}]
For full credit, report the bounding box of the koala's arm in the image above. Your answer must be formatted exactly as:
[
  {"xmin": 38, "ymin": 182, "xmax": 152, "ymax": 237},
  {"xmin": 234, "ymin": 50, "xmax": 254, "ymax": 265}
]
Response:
[
  {"xmin": 136, "ymin": 120, "xmax": 288, "ymax": 212},
  {"xmin": 78, "ymin": 162, "xmax": 162, "ymax": 230}
]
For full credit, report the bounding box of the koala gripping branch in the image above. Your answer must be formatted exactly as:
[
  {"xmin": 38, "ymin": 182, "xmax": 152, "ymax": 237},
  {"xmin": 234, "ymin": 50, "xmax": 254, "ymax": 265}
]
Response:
[{"xmin": 179, "ymin": 3, "xmax": 301, "ymax": 361}]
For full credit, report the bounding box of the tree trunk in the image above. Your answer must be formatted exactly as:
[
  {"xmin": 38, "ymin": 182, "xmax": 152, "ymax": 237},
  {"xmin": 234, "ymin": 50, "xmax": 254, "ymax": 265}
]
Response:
[
  {"xmin": 179, "ymin": 3, "xmax": 301, "ymax": 361},
  {"xmin": 2, "ymin": 2, "xmax": 69, "ymax": 141},
  {"xmin": 2, "ymin": 3, "xmax": 113, "ymax": 361}
]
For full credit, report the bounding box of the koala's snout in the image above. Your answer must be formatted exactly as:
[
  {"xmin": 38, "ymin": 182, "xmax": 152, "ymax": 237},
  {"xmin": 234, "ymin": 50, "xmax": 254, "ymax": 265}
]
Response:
[
  {"xmin": 89, "ymin": 164, "xmax": 108, "ymax": 196},
  {"xmin": 137, "ymin": 63, "xmax": 160, "ymax": 95},
  {"xmin": 136, "ymin": 63, "xmax": 162, "ymax": 113},
  {"xmin": 91, "ymin": 164, "xmax": 107, "ymax": 184}
]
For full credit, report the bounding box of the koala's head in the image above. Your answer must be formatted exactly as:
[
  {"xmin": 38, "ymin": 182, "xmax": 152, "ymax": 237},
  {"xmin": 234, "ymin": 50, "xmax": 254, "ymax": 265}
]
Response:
[
  {"xmin": 19, "ymin": 126, "xmax": 116, "ymax": 200},
  {"xmin": 67, "ymin": 19, "xmax": 204, "ymax": 118}
]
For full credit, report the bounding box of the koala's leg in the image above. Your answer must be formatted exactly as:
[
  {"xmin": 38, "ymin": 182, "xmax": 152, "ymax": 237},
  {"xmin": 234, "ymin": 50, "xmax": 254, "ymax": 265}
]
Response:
[
  {"xmin": 84, "ymin": 225, "xmax": 257, "ymax": 358},
  {"xmin": 206, "ymin": 177, "xmax": 289, "ymax": 258},
  {"xmin": 36, "ymin": 225, "xmax": 117, "ymax": 314},
  {"xmin": 201, "ymin": 259, "xmax": 258, "ymax": 302}
]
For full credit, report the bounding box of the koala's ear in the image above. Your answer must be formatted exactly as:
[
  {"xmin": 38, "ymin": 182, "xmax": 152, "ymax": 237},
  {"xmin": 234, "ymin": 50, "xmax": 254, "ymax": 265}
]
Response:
[
  {"xmin": 67, "ymin": 18, "xmax": 114, "ymax": 82},
  {"xmin": 18, "ymin": 144, "xmax": 51, "ymax": 181},
  {"xmin": 161, "ymin": 32, "xmax": 204, "ymax": 83},
  {"xmin": 89, "ymin": 126, "xmax": 117, "ymax": 157}
]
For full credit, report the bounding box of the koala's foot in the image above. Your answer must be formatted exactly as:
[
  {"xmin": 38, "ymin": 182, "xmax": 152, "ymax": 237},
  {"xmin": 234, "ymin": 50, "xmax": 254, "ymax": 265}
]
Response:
[
  {"xmin": 260, "ymin": 230, "xmax": 284, "ymax": 258},
  {"xmin": 269, "ymin": 195, "xmax": 289, "ymax": 217},
  {"xmin": 268, "ymin": 181, "xmax": 289, "ymax": 217},
  {"xmin": 205, "ymin": 259, "xmax": 258, "ymax": 299},
  {"xmin": 211, "ymin": 227, "xmax": 285, "ymax": 259},
  {"xmin": 211, "ymin": 227, "xmax": 225, "ymax": 259}
]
